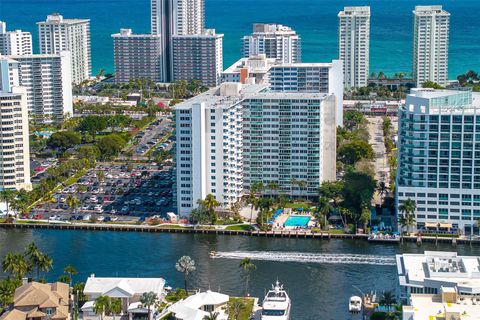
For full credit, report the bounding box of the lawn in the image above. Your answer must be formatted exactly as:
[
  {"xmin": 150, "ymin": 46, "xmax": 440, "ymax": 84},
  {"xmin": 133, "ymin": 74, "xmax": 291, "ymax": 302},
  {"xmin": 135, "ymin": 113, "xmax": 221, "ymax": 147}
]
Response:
[
  {"xmin": 226, "ymin": 225, "xmax": 254, "ymax": 231},
  {"xmin": 284, "ymin": 201, "xmax": 312, "ymax": 210},
  {"xmin": 227, "ymin": 297, "xmax": 254, "ymax": 320}
]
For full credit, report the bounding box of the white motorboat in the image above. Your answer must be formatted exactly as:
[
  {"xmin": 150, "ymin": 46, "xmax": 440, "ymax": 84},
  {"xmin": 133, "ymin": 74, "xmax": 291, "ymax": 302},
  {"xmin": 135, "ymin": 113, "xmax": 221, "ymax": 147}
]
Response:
[
  {"xmin": 349, "ymin": 296, "xmax": 362, "ymax": 313},
  {"xmin": 261, "ymin": 280, "xmax": 291, "ymax": 320}
]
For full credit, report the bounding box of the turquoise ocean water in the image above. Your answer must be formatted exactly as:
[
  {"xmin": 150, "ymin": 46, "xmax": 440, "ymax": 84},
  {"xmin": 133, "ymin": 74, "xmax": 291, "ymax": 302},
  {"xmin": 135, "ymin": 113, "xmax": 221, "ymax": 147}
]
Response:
[{"xmin": 1, "ymin": 0, "xmax": 479, "ymax": 78}]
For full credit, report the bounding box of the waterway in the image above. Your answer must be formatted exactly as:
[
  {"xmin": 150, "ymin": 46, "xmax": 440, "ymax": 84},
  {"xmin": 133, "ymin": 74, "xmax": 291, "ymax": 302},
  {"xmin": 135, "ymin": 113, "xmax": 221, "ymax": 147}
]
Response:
[{"xmin": 2, "ymin": 229, "xmax": 480, "ymax": 319}]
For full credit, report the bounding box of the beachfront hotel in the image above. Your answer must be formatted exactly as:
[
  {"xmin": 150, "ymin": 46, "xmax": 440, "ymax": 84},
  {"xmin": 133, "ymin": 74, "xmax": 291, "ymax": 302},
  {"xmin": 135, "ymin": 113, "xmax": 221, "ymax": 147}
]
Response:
[
  {"xmin": 338, "ymin": 6, "xmax": 370, "ymax": 89},
  {"xmin": 37, "ymin": 13, "xmax": 91, "ymax": 84},
  {"xmin": 242, "ymin": 24, "xmax": 301, "ymax": 64},
  {"xmin": 0, "ymin": 21, "xmax": 32, "ymax": 56},
  {"xmin": 413, "ymin": 5, "xmax": 450, "ymax": 87},
  {"xmin": 112, "ymin": 29, "xmax": 163, "ymax": 83},
  {"xmin": 0, "ymin": 87, "xmax": 31, "ymax": 191},
  {"xmin": 175, "ymin": 82, "xmax": 337, "ymax": 215},
  {"xmin": 396, "ymin": 88, "xmax": 480, "ymax": 234},
  {"xmin": 222, "ymin": 56, "xmax": 344, "ymax": 125},
  {"xmin": 0, "ymin": 53, "xmax": 73, "ymax": 122},
  {"xmin": 172, "ymin": 29, "xmax": 223, "ymax": 88}
]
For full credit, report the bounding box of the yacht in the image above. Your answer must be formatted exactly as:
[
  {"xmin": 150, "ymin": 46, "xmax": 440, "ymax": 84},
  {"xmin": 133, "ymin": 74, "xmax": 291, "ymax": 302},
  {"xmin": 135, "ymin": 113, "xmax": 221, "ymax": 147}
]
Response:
[
  {"xmin": 349, "ymin": 296, "xmax": 362, "ymax": 313},
  {"xmin": 261, "ymin": 280, "xmax": 291, "ymax": 320}
]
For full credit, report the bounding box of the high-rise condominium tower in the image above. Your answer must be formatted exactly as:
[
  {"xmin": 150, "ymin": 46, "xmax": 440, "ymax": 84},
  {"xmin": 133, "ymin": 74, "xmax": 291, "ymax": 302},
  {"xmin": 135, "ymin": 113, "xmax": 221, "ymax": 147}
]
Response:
[
  {"xmin": 242, "ymin": 24, "xmax": 301, "ymax": 64},
  {"xmin": 112, "ymin": 29, "xmax": 163, "ymax": 83},
  {"xmin": 413, "ymin": 5, "xmax": 450, "ymax": 87},
  {"xmin": 338, "ymin": 6, "xmax": 370, "ymax": 89},
  {"xmin": 0, "ymin": 86, "xmax": 31, "ymax": 191},
  {"xmin": 0, "ymin": 52, "xmax": 73, "ymax": 122},
  {"xmin": 37, "ymin": 13, "xmax": 91, "ymax": 84},
  {"xmin": 0, "ymin": 21, "xmax": 32, "ymax": 56}
]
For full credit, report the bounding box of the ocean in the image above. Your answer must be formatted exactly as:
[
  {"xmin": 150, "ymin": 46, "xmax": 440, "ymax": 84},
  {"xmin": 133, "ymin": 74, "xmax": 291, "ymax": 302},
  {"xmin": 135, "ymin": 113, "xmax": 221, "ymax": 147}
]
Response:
[{"xmin": 1, "ymin": 0, "xmax": 479, "ymax": 78}]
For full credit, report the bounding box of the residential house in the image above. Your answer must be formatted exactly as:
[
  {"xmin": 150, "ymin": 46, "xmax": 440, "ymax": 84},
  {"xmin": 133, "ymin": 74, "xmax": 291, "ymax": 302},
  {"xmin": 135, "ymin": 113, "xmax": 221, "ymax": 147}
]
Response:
[{"xmin": 168, "ymin": 290, "xmax": 229, "ymax": 320}]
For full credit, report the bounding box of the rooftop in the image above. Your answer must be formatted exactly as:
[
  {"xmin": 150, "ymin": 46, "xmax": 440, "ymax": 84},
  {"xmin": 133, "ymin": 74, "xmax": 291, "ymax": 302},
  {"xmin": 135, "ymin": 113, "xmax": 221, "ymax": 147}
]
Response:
[
  {"xmin": 250, "ymin": 23, "xmax": 297, "ymax": 35},
  {"xmin": 84, "ymin": 275, "xmax": 166, "ymax": 296},
  {"xmin": 414, "ymin": 5, "xmax": 450, "ymax": 15},
  {"xmin": 339, "ymin": 6, "xmax": 371, "ymax": 16},
  {"xmin": 168, "ymin": 290, "xmax": 229, "ymax": 320},
  {"xmin": 404, "ymin": 293, "xmax": 480, "ymax": 320},
  {"xmin": 397, "ymin": 251, "xmax": 480, "ymax": 294}
]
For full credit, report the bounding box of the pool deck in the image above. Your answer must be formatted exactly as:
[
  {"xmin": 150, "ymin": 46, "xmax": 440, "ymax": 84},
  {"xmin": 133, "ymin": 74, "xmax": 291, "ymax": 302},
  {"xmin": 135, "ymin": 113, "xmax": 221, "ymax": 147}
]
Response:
[{"xmin": 273, "ymin": 214, "xmax": 314, "ymax": 230}]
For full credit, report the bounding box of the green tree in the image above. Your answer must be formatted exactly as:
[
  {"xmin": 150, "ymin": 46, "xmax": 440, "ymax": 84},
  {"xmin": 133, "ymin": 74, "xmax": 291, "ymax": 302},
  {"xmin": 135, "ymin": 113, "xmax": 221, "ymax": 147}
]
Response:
[
  {"xmin": 47, "ymin": 131, "xmax": 81, "ymax": 151},
  {"xmin": 175, "ymin": 256, "xmax": 196, "ymax": 295},
  {"xmin": 316, "ymin": 197, "xmax": 333, "ymax": 229},
  {"xmin": 58, "ymin": 275, "xmax": 71, "ymax": 284},
  {"xmin": 0, "ymin": 278, "xmax": 19, "ymax": 309},
  {"xmin": 2, "ymin": 253, "xmax": 29, "ymax": 279},
  {"xmin": 140, "ymin": 292, "xmax": 159, "ymax": 320},
  {"xmin": 338, "ymin": 140, "xmax": 374, "ymax": 165},
  {"xmin": 77, "ymin": 145, "xmax": 101, "ymax": 160},
  {"xmin": 201, "ymin": 194, "xmax": 220, "ymax": 225},
  {"xmin": 227, "ymin": 299, "xmax": 245, "ymax": 319},
  {"xmin": 379, "ymin": 290, "xmax": 396, "ymax": 311},
  {"xmin": 203, "ymin": 312, "xmax": 219, "ymax": 320},
  {"xmin": 342, "ymin": 171, "xmax": 377, "ymax": 215},
  {"xmin": 109, "ymin": 298, "xmax": 122, "ymax": 320},
  {"xmin": 239, "ymin": 258, "xmax": 256, "ymax": 297},
  {"xmin": 360, "ymin": 206, "xmax": 371, "ymax": 232},
  {"xmin": 96, "ymin": 134, "xmax": 127, "ymax": 159},
  {"xmin": 66, "ymin": 195, "xmax": 79, "ymax": 213},
  {"xmin": 398, "ymin": 198, "xmax": 416, "ymax": 238},
  {"xmin": 77, "ymin": 116, "xmax": 108, "ymax": 138},
  {"xmin": 93, "ymin": 296, "xmax": 111, "ymax": 320},
  {"xmin": 64, "ymin": 265, "xmax": 78, "ymax": 288},
  {"xmin": 421, "ymin": 81, "xmax": 444, "ymax": 89}
]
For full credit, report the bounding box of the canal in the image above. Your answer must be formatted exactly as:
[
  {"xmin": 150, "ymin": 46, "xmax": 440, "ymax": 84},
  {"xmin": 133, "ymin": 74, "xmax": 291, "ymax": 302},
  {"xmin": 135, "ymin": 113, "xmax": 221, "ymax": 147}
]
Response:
[{"xmin": 2, "ymin": 229, "xmax": 480, "ymax": 319}]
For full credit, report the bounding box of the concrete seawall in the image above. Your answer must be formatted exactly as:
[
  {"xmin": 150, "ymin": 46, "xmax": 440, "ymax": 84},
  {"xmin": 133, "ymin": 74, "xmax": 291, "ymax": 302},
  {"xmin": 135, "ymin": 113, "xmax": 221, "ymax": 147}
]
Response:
[{"xmin": 2, "ymin": 222, "xmax": 480, "ymax": 245}]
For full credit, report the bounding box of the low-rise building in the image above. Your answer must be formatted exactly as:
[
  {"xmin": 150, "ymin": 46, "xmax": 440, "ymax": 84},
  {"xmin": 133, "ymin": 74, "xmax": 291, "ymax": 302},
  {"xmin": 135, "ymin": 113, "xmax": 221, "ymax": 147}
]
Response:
[
  {"xmin": 0, "ymin": 281, "xmax": 69, "ymax": 320},
  {"xmin": 221, "ymin": 54, "xmax": 276, "ymax": 84},
  {"xmin": 396, "ymin": 251, "xmax": 480, "ymax": 303},
  {"xmin": 82, "ymin": 275, "xmax": 166, "ymax": 320},
  {"xmin": 403, "ymin": 287, "xmax": 480, "ymax": 320},
  {"xmin": 168, "ymin": 290, "xmax": 229, "ymax": 320}
]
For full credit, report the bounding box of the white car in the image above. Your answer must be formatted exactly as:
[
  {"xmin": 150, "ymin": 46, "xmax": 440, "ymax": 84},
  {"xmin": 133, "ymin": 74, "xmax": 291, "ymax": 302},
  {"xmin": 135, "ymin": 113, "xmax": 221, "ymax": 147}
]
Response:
[
  {"xmin": 110, "ymin": 216, "xmax": 118, "ymax": 222},
  {"xmin": 97, "ymin": 215, "xmax": 105, "ymax": 222},
  {"xmin": 82, "ymin": 214, "xmax": 91, "ymax": 221}
]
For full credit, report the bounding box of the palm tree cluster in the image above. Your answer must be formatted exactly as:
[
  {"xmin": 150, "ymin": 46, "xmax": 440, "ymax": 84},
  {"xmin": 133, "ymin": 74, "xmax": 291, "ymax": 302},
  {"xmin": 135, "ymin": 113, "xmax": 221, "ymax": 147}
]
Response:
[
  {"xmin": 191, "ymin": 194, "xmax": 220, "ymax": 225},
  {"xmin": 398, "ymin": 198, "xmax": 416, "ymax": 240},
  {"xmin": 93, "ymin": 296, "xmax": 123, "ymax": 320},
  {"xmin": 1, "ymin": 242, "xmax": 52, "ymax": 281}
]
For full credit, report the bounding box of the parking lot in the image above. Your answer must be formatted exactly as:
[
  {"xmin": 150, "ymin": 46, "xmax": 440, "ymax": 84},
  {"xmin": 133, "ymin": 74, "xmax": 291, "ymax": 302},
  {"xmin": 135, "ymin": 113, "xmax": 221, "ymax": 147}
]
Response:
[
  {"xmin": 133, "ymin": 118, "xmax": 173, "ymax": 156},
  {"xmin": 30, "ymin": 163, "xmax": 175, "ymax": 222}
]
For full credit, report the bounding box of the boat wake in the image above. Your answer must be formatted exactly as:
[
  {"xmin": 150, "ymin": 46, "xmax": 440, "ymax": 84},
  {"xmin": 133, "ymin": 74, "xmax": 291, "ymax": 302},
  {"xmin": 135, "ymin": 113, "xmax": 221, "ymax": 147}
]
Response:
[{"xmin": 211, "ymin": 251, "xmax": 395, "ymax": 266}]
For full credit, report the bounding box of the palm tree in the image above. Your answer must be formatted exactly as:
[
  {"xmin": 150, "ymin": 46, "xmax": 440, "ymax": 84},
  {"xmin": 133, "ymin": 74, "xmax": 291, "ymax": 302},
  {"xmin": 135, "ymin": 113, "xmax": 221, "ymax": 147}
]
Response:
[
  {"xmin": 377, "ymin": 181, "xmax": 389, "ymax": 202},
  {"xmin": 58, "ymin": 275, "xmax": 71, "ymax": 284},
  {"xmin": 379, "ymin": 290, "xmax": 396, "ymax": 311},
  {"xmin": 2, "ymin": 253, "xmax": 29, "ymax": 280},
  {"xmin": 227, "ymin": 300, "xmax": 245, "ymax": 319},
  {"xmin": 360, "ymin": 206, "xmax": 371, "ymax": 232},
  {"xmin": 316, "ymin": 197, "xmax": 333, "ymax": 230},
  {"xmin": 202, "ymin": 312, "xmax": 219, "ymax": 320},
  {"xmin": 267, "ymin": 181, "xmax": 279, "ymax": 199},
  {"xmin": 247, "ymin": 191, "xmax": 257, "ymax": 226},
  {"xmin": 140, "ymin": 292, "xmax": 158, "ymax": 320},
  {"xmin": 66, "ymin": 195, "xmax": 79, "ymax": 213},
  {"xmin": 36, "ymin": 253, "xmax": 53, "ymax": 280},
  {"xmin": 202, "ymin": 194, "xmax": 220, "ymax": 225},
  {"xmin": 93, "ymin": 296, "xmax": 111, "ymax": 320},
  {"xmin": 175, "ymin": 256, "xmax": 196, "ymax": 295},
  {"xmin": 0, "ymin": 189, "xmax": 16, "ymax": 216},
  {"xmin": 110, "ymin": 298, "xmax": 122, "ymax": 320},
  {"xmin": 398, "ymin": 198, "xmax": 416, "ymax": 237},
  {"xmin": 239, "ymin": 258, "xmax": 256, "ymax": 297},
  {"xmin": 64, "ymin": 265, "xmax": 78, "ymax": 288}
]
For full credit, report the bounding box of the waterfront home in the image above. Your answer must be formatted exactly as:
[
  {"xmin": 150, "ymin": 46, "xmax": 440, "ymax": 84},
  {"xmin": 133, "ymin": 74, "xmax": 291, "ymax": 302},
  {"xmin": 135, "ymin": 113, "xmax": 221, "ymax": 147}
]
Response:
[
  {"xmin": 403, "ymin": 287, "xmax": 480, "ymax": 320},
  {"xmin": 0, "ymin": 281, "xmax": 69, "ymax": 320},
  {"xmin": 81, "ymin": 275, "xmax": 166, "ymax": 320},
  {"xmin": 168, "ymin": 290, "xmax": 229, "ymax": 320},
  {"xmin": 396, "ymin": 251, "xmax": 480, "ymax": 302}
]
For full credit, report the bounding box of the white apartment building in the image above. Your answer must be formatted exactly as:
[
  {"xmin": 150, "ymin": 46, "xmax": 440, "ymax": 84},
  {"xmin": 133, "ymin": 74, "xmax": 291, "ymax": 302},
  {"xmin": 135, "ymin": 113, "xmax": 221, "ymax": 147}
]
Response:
[
  {"xmin": 0, "ymin": 52, "xmax": 73, "ymax": 122},
  {"xmin": 112, "ymin": 29, "xmax": 162, "ymax": 83},
  {"xmin": 396, "ymin": 251, "xmax": 480, "ymax": 302},
  {"xmin": 0, "ymin": 21, "xmax": 32, "ymax": 56},
  {"xmin": 222, "ymin": 58, "xmax": 344, "ymax": 126},
  {"xmin": 0, "ymin": 87, "xmax": 31, "ymax": 191},
  {"xmin": 396, "ymin": 88, "xmax": 480, "ymax": 234},
  {"xmin": 175, "ymin": 83, "xmax": 337, "ymax": 215},
  {"xmin": 338, "ymin": 6, "xmax": 370, "ymax": 89},
  {"xmin": 242, "ymin": 24, "xmax": 301, "ymax": 64},
  {"xmin": 172, "ymin": 29, "xmax": 223, "ymax": 87},
  {"xmin": 37, "ymin": 13, "xmax": 91, "ymax": 84},
  {"xmin": 413, "ymin": 5, "xmax": 450, "ymax": 87}
]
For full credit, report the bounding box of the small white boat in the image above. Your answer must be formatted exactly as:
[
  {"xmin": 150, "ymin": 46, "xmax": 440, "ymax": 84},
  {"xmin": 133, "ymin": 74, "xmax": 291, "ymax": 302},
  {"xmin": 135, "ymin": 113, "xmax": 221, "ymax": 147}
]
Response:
[
  {"xmin": 349, "ymin": 296, "xmax": 362, "ymax": 313},
  {"xmin": 261, "ymin": 280, "xmax": 291, "ymax": 320},
  {"xmin": 209, "ymin": 251, "xmax": 217, "ymax": 257}
]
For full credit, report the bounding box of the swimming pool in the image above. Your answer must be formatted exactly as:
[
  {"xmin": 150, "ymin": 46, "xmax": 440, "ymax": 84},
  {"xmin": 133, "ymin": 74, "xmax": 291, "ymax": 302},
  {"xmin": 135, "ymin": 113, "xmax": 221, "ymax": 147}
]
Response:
[{"xmin": 284, "ymin": 215, "xmax": 311, "ymax": 227}]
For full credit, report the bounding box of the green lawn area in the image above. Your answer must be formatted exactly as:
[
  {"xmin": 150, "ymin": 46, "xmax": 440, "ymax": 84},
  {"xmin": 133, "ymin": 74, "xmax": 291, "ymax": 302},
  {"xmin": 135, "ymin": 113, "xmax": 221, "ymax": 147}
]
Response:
[
  {"xmin": 157, "ymin": 224, "xmax": 192, "ymax": 229},
  {"xmin": 16, "ymin": 220, "xmax": 48, "ymax": 225},
  {"xmin": 284, "ymin": 201, "xmax": 312, "ymax": 210},
  {"xmin": 226, "ymin": 225, "xmax": 254, "ymax": 231},
  {"xmin": 327, "ymin": 229, "xmax": 347, "ymax": 234},
  {"xmin": 227, "ymin": 297, "xmax": 254, "ymax": 320}
]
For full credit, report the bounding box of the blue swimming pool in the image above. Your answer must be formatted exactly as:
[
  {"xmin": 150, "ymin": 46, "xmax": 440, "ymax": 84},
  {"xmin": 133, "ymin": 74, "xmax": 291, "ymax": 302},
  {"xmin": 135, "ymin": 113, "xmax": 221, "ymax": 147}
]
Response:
[{"xmin": 284, "ymin": 215, "xmax": 311, "ymax": 227}]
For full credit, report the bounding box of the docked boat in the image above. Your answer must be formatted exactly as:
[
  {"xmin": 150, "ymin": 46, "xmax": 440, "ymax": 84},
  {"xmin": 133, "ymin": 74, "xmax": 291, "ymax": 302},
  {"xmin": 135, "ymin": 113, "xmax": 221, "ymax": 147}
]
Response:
[
  {"xmin": 349, "ymin": 296, "xmax": 362, "ymax": 313},
  {"xmin": 261, "ymin": 280, "xmax": 291, "ymax": 320}
]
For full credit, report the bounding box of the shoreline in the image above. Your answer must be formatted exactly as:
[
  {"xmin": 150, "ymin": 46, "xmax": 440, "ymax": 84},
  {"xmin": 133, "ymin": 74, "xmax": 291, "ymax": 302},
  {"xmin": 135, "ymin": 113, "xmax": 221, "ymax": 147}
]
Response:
[{"xmin": 1, "ymin": 222, "xmax": 479, "ymax": 245}]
